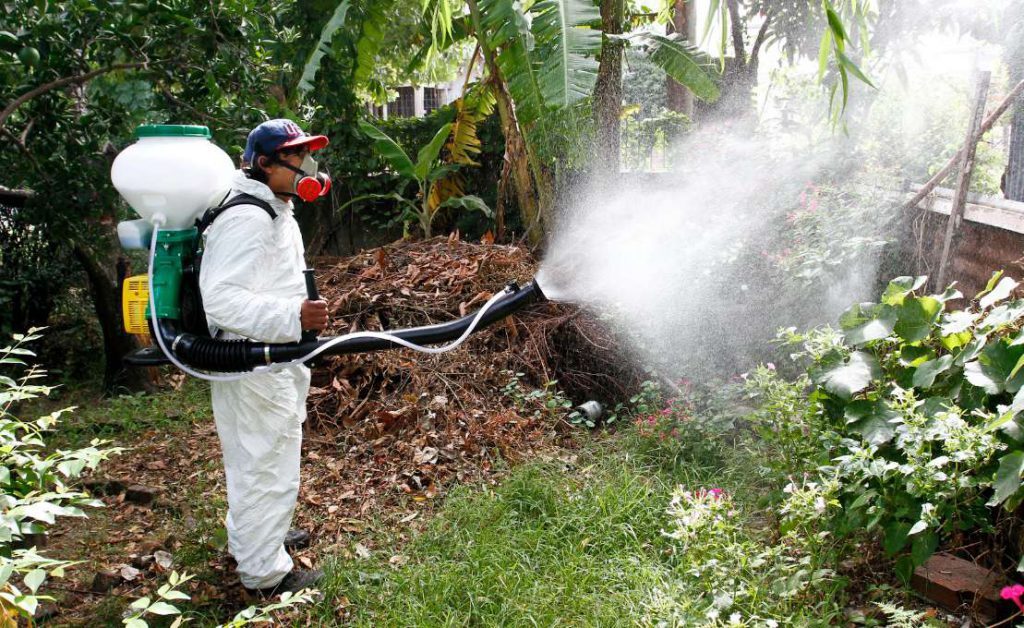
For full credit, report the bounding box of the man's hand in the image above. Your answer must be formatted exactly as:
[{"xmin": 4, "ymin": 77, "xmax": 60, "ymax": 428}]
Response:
[{"xmin": 300, "ymin": 299, "xmax": 329, "ymax": 332}]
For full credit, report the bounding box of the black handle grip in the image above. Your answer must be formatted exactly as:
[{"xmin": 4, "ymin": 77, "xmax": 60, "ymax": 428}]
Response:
[
  {"xmin": 302, "ymin": 268, "xmax": 319, "ymax": 343},
  {"xmin": 303, "ymin": 268, "xmax": 319, "ymax": 301}
]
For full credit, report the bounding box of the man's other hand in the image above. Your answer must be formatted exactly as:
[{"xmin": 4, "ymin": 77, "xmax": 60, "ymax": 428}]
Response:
[{"xmin": 301, "ymin": 299, "xmax": 329, "ymax": 332}]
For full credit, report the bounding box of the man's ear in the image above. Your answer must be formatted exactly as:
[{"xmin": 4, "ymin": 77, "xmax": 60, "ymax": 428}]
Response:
[{"xmin": 257, "ymin": 155, "xmax": 270, "ymax": 173}]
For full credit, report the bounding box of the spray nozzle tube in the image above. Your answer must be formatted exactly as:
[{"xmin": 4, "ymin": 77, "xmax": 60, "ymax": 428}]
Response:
[{"xmin": 134, "ymin": 222, "xmax": 547, "ymax": 379}]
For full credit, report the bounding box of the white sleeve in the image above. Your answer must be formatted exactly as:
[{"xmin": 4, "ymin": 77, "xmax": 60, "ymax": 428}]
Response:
[{"xmin": 198, "ymin": 206, "xmax": 303, "ymax": 343}]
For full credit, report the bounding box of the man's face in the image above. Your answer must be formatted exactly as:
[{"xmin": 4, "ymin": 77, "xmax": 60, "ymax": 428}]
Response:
[{"xmin": 261, "ymin": 148, "xmax": 310, "ymax": 198}]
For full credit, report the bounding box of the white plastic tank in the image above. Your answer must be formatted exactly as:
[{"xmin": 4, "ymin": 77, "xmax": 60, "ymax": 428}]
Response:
[{"xmin": 111, "ymin": 125, "xmax": 235, "ymax": 229}]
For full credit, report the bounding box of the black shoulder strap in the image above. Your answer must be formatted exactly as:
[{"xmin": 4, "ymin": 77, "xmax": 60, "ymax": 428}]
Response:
[{"xmin": 196, "ymin": 192, "xmax": 277, "ymax": 235}]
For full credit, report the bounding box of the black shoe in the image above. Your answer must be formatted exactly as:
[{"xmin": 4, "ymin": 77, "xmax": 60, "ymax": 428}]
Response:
[
  {"xmin": 283, "ymin": 528, "xmax": 310, "ymax": 550},
  {"xmin": 247, "ymin": 568, "xmax": 323, "ymax": 597}
]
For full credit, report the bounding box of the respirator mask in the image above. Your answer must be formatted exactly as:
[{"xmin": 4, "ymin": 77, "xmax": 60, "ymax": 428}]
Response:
[{"xmin": 276, "ymin": 153, "xmax": 332, "ymax": 202}]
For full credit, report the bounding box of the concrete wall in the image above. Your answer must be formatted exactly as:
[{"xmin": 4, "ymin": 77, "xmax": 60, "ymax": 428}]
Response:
[{"xmin": 910, "ymin": 185, "xmax": 1024, "ymax": 298}]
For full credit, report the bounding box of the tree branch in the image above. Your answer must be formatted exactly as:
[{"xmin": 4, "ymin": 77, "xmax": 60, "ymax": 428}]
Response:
[
  {"xmin": 750, "ymin": 11, "xmax": 772, "ymax": 68},
  {"xmin": 0, "ymin": 62, "xmax": 147, "ymax": 131}
]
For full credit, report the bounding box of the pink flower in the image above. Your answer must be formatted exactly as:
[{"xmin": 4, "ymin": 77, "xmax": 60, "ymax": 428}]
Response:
[
  {"xmin": 693, "ymin": 488, "xmax": 726, "ymax": 500},
  {"xmin": 1001, "ymin": 584, "xmax": 1024, "ymax": 612},
  {"xmin": 647, "ymin": 416, "xmax": 657, "ymax": 425}
]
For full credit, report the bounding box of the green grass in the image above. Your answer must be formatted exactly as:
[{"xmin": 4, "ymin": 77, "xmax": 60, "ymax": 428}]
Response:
[
  {"xmin": 45, "ymin": 378, "xmax": 211, "ymax": 448},
  {"xmin": 312, "ymin": 437, "xmax": 732, "ymax": 627}
]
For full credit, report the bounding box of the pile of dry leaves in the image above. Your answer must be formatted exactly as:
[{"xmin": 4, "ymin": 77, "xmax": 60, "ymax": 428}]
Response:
[{"xmin": 303, "ymin": 234, "xmax": 643, "ymax": 508}]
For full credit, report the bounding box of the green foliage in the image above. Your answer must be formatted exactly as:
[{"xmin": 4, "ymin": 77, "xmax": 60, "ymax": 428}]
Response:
[
  {"xmin": 501, "ymin": 371, "xmax": 584, "ymax": 426},
  {"xmin": 529, "ymin": 0, "xmax": 602, "ymax": 108},
  {"xmin": 628, "ymin": 385, "xmax": 733, "ymax": 470},
  {"xmin": 747, "ymin": 273, "xmax": 1024, "ymax": 579},
  {"xmin": 647, "ymin": 479, "xmax": 844, "ymax": 625},
  {"xmin": 122, "ymin": 569, "xmax": 316, "ymax": 627},
  {"xmin": 0, "ymin": 331, "xmax": 119, "ymax": 620},
  {"xmin": 298, "ymin": 1, "xmax": 352, "ymax": 95},
  {"xmin": 627, "ymin": 32, "xmax": 720, "ymax": 102},
  {"xmin": 357, "ymin": 119, "xmax": 492, "ymax": 238},
  {"xmin": 767, "ymin": 183, "xmax": 891, "ymax": 288},
  {"xmin": 620, "ymin": 109, "xmax": 691, "ymax": 172},
  {"xmin": 622, "ymin": 49, "xmax": 667, "ymax": 118},
  {"xmin": 123, "ymin": 571, "xmax": 193, "ymax": 628}
]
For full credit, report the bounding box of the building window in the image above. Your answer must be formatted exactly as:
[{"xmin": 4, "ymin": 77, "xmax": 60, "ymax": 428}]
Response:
[
  {"xmin": 423, "ymin": 87, "xmax": 443, "ymax": 114},
  {"xmin": 390, "ymin": 86, "xmax": 415, "ymax": 118}
]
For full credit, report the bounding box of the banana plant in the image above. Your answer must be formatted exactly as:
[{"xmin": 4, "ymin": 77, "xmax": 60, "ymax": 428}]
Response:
[{"xmin": 354, "ymin": 120, "xmax": 492, "ymax": 239}]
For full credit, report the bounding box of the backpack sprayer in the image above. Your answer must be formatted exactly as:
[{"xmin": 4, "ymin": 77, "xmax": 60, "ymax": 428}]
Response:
[{"xmin": 112, "ymin": 124, "xmax": 546, "ymax": 381}]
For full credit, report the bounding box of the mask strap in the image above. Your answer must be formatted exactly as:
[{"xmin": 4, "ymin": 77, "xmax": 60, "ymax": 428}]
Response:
[{"xmin": 268, "ymin": 157, "xmax": 310, "ymax": 177}]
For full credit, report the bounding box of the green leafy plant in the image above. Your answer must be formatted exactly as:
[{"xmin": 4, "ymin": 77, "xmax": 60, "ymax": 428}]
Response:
[
  {"xmin": 220, "ymin": 589, "xmax": 318, "ymax": 627},
  {"xmin": 122, "ymin": 570, "xmax": 317, "ymax": 627},
  {"xmin": 501, "ymin": 371, "xmax": 584, "ymax": 426},
  {"xmin": 748, "ymin": 273, "xmax": 1024, "ymax": 578},
  {"xmin": 356, "ymin": 120, "xmax": 492, "ymax": 238},
  {"xmin": 122, "ymin": 571, "xmax": 193, "ymax": 628},
  {"xmin": 0, "ymin": 329, "xmax": 119, "ymax": 620}
]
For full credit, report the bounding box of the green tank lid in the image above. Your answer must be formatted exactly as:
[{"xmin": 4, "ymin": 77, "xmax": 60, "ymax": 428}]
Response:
[{"xmin": 135, "ymin": 124, "xmax": 211, "ymax": 139}]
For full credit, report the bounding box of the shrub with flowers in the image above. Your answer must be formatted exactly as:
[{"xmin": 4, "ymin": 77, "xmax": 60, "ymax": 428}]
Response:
[
  {"xmin": 629, "ymin": 383, "xmax": 735, "ymax": 469},
  {"xmin": 645, "ymin": 481, "xmax": 844, "ymax": 626}
]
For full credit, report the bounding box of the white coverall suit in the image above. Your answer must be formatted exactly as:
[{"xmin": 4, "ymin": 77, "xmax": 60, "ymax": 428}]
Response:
[{"xmin": 199, "ymin": 171, "xmax": 310, "ymax": 589}]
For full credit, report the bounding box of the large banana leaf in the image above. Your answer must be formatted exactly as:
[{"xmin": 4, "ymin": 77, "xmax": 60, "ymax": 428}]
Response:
[
  {"xmin": 530, "ymin": 0, "xmax": 602, "ymax": 108},
  {"xmin": 478, "ymin": 0, "xmax": 532, "ymax": 50},
  {"xmin": 414, "ymin": 122, "xmax": 454, "ymax": 181},
  {"xmin": 298, "ymin": 1, "xmax": 351, "ymax": 94},
  {"xmin": 496, "ymin": 38, "xmax": 547, "ymax": 126},
  {"xmin": 631, "ymin": 32, "xmax": 721, "ymax": 102},
  {"xmin": 478, "ymin": 0, "xmax": 599, "ymax": 126},
  {"xmin": 358, "ymin": 121, "xmax": 415, "ymax": 179}
]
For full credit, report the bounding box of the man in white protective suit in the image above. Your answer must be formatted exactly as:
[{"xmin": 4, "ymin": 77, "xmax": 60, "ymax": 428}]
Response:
[{"xmin": 199, "ymin": 119, "xmax": 331, "ymax": 595}]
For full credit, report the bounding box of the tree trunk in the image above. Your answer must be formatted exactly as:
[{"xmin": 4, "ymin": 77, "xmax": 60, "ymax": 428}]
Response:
[
  {"xmin": 593, "ymin": 0, "xmax": 625, "ymax": 178},
  {"xmin": 467, "ymin": 0, "xmax": 544, "ymax": 248},
  {"xmin": 492, "ymin": 76, "xmax": 544, "ymax": 247},
  {"xmin": 666, "ymin": 0, "xmax": 696, "ymax": 117},
  {"xmin": 72, "ymin": 242, "xmax": 147, "ymax": 392}
]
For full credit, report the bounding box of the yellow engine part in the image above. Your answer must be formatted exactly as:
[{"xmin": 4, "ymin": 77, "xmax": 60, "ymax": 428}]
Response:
[{"xmin": 122, "ymin": 274, "xmax": 150, "ymax": 335}]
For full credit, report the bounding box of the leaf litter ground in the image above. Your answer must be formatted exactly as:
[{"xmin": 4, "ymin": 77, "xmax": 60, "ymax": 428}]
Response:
[{"xmin": 39, "ymin": 236, "xmax": 642, "ymax": 624}]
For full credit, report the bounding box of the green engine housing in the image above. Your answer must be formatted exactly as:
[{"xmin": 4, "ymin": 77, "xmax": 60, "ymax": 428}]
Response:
[{"xmin": 148, "ymin": 227, "xmax": 197, "ymax": 320}]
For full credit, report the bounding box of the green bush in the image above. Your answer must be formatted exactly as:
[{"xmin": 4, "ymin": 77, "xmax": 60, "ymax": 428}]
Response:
[
  {"xmin": 746, "ymin": 273, "xmax": 1024, "ymax": 578},
  {"xmin": 0, "ymin": 329, "xmax": 119, "ymax": 619},
  {"xmin": 325, "ymin": 105, "xmax": 506, "ymax": 239}
]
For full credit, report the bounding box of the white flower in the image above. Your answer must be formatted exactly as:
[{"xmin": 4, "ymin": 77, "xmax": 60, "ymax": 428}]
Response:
[{"xmin": 729, "ymin": 612, "xmax": 742, "ymax": 625}]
